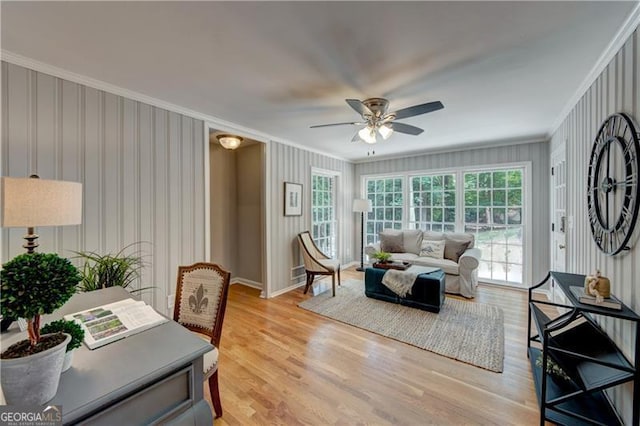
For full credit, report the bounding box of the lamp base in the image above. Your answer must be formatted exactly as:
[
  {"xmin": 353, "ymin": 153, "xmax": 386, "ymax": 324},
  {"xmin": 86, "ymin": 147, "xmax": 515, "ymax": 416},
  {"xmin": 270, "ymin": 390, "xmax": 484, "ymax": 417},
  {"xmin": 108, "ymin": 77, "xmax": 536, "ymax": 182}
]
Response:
[
  {"xmin": 356, "ymin": 266, "xmax": 365, "ymax": 272},
  {"xmin": 23, "ymin": 227, "xmax": 39, "ymax": 254}
]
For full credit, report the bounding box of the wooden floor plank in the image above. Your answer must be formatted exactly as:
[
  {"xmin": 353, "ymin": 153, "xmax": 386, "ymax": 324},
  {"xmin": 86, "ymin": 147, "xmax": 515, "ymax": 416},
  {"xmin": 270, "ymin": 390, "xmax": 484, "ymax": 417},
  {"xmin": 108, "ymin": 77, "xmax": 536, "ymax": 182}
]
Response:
[{"xmin": 205, "ymin": 268, "xmax": 540, "ymax": 425}]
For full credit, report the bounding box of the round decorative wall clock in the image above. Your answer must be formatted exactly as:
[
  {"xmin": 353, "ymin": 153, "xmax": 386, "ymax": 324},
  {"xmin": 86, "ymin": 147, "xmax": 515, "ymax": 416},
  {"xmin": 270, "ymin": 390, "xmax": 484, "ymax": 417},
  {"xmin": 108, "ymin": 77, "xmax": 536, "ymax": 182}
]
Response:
[{"xmin": 587, "ymin": 112, "xmax": 640, "ymax": 255}]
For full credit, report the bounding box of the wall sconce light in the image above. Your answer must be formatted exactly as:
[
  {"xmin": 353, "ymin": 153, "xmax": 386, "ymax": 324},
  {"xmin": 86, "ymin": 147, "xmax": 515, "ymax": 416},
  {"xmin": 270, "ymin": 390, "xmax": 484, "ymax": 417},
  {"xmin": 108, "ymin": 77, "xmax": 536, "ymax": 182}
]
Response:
[{"xmin": 217, "ymin": 134, "xmax": 243, "ymax": 150}]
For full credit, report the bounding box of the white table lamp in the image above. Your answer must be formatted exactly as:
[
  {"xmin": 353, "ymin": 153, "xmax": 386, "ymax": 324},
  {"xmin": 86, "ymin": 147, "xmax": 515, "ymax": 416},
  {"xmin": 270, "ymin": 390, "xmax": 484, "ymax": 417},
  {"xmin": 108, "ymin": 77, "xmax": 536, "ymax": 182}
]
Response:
[{"xmin": 1, "ymin": 175, "xmax": 83, "ymax": 253}]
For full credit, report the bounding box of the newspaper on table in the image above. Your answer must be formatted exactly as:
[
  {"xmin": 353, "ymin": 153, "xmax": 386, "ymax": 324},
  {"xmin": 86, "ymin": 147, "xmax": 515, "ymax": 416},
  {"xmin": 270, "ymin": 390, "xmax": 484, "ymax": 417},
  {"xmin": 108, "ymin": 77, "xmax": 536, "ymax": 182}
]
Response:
[{"xmin": 65, "ymin": 298, "xmax": 168, "ymax": 349}]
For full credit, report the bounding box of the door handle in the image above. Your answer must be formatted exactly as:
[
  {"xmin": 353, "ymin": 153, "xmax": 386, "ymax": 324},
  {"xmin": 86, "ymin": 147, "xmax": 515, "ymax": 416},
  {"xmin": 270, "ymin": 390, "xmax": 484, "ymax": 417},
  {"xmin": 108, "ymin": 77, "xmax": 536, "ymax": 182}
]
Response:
[{"xmin": 559, "ymin": 244, "xmax": 566, "ymax": 249}]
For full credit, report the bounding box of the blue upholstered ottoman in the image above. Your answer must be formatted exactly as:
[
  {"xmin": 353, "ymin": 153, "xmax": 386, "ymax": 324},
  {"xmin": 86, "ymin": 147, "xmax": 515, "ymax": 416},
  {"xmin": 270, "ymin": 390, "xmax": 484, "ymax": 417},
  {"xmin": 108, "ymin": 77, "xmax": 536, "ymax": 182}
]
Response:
[{"xmin": 364, "ymin": 267, "xmax": 446, "ymax": 313}]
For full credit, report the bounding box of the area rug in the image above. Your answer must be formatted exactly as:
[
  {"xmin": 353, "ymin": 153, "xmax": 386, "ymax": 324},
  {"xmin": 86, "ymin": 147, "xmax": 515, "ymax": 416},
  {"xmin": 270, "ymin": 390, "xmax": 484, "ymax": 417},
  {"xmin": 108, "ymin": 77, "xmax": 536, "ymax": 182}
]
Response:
[{"xmin": 298, "ymin": 280, "xmax": 504, "ymax": 372}]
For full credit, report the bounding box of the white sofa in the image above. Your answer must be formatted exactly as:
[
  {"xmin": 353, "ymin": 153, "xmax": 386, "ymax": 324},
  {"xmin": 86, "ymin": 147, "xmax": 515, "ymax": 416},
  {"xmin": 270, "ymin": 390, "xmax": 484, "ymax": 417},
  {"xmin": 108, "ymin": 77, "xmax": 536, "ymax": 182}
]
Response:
[{"xmin": 364, "ymin": 229, "xmax": 481, "ymax": 298}]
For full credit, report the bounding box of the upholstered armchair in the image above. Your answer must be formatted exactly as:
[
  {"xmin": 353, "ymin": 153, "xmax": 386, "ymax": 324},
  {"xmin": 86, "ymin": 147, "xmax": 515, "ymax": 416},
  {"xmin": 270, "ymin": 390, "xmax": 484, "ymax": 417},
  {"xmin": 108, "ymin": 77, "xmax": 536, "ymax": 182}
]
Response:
[{"xmin": 297, "ymin": 231, "xmax": 341, "ymax": 297}]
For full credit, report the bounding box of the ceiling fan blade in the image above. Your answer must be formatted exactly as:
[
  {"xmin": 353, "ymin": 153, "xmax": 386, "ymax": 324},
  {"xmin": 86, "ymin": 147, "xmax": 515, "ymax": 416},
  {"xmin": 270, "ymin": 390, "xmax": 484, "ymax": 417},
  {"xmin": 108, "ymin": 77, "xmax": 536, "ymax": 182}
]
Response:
[
  {"xmin": 392, "ymin": 101, "xmax": 444, "ymax": 120},
  {"xmin": 390, "ymin": 122, "xmax": 424, "ymax": 135},
  {"xmin": 310, "ymin": 122, "xmax": 362, "ymax": 128},
  {"xmin": 346, "ymin": 99, "xmax": 373, "ymax": 117}
]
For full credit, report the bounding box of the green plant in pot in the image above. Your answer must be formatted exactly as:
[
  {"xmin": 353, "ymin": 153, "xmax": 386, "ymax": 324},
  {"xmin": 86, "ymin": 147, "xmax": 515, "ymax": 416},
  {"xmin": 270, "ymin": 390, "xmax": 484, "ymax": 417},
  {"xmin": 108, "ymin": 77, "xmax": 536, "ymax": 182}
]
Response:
[
  {"xmin": 535, "ymin": 354, "xmax": 571, "ymax": 385},
  {"xmin": 372, "ymin": 251, "xmax": 392, "ymax": 264},
  {"xmin": 0, "ymin": 252, "xmax": 81, "ymax": 405},
  {"xmin": 74, "ymin": 242, "xmax": 152, "ymax": 294},
  {"xmin": 41, "ymin": 319, "xmax": 85, "ymax": 372}
]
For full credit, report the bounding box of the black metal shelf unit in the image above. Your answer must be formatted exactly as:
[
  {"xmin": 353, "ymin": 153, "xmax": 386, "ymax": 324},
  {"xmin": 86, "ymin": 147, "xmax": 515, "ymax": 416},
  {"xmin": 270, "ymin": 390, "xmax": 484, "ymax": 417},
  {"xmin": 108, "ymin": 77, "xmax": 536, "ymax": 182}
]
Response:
[{"xmin": 527, "ymin": 271, "xmax": 640, "ymax": 426}]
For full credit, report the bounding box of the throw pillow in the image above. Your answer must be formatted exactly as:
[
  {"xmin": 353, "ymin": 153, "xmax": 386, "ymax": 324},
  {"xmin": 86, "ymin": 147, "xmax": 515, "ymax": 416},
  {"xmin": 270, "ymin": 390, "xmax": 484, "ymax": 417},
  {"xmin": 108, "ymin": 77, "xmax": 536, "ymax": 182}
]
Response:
[
  {"xmin": 402, "ymin": 229, "xmax": 423, "ymax": 255},
  {"xmin": 380, "ymin": 230, "xmax": 404, "ymax": 253},
  {"xmin": 444, "ymin": 239, "xmax": 471, "ymax": 262},
  {"xmin": 420, "ymin": 240, "xmax": 445, "ymax": 259}
]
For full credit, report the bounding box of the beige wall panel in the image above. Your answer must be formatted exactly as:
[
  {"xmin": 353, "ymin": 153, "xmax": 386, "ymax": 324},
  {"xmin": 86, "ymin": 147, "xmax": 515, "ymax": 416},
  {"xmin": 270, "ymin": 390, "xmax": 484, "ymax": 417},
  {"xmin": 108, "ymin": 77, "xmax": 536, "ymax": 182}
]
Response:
[
  {"xmin": 209, "ymin": 143, "xmax": 237, "ymax": 274},
  {"xmin": 236, "ymin": 143, "xmax": 264, "ymax": 284}
]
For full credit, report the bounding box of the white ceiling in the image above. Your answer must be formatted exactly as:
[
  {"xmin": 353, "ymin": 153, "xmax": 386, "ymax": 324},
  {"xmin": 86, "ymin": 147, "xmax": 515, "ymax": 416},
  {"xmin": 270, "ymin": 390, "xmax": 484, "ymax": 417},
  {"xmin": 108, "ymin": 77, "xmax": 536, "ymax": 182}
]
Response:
[{"xmin": 1, "ymin": 1, "xmax": 637, "ymax": 161}]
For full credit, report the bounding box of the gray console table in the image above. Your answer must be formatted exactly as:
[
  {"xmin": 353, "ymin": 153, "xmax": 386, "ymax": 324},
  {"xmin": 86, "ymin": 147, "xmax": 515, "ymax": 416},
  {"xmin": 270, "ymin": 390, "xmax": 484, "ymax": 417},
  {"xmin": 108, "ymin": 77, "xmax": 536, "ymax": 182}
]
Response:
[{"xmin": 1, "ymin": 287, "xmax": 214, "ymax": 425}]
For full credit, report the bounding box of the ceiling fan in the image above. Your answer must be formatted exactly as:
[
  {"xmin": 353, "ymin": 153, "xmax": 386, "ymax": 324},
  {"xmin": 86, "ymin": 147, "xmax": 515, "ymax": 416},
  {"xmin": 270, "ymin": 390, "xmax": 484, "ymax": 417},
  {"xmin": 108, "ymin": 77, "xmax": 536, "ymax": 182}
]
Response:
[{"xmin": 310, "ymin": 97, "xmax": 444, "ymax": 144}]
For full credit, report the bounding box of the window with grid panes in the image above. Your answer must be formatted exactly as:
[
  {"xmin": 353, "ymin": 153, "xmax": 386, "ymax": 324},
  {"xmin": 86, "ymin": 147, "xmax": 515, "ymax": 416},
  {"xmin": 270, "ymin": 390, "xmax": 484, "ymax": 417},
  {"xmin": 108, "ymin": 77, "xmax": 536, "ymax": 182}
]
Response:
[
  {"xmin": 311, "ymin": 173, "xmax": 337, "ymax": 258},
  {"xmin": 365, "ymin": 177, "xmax": 403, "ymax": 244},
  {"xmin": 463, "ymin": 169, "xmax": 524, "ymax": 284},
  {"xmin": 409, "ymin": 174, "xmax": 456, "ymax": 232}
]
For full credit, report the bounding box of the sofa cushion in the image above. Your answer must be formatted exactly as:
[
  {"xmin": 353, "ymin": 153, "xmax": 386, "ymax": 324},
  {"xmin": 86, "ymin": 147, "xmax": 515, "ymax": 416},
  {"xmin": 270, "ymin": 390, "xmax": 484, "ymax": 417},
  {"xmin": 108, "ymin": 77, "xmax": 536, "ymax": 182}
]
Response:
[
  {"xmin": 423, "ymin": 231, "xmax": 445, "ymax": 241},
  {"xmin": 444, "ymin": 239, "xmax": 471, "ymax": 262},
  {"xmin": 412, "ymin": 257, "xmax": 460, "ymax": 275},
  {"xmin": 420, "ymin": 240, "xmax": 446, "ymax": 259},
  {"xmin": 380, "ymin": 230, "xmax": 404, "ymax": 253},
  {"xmin": 402, "ymin": 229, "xmax": 423, "ymax": 255},
  {"xmin": 389, "ymin": 253, "xmax": 419, "ymax": 262},
  {"xmin": 423, "ymin": 231, "xmax": 475, "ymax": 248}
]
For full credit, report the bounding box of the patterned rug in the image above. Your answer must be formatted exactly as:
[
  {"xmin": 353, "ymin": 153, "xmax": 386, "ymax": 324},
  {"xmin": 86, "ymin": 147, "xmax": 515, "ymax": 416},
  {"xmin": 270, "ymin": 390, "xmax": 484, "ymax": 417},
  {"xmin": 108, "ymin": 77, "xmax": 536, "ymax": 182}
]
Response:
[{"xmin": 298, "ymin": 279, "xmax": 504, "ymax": 372}]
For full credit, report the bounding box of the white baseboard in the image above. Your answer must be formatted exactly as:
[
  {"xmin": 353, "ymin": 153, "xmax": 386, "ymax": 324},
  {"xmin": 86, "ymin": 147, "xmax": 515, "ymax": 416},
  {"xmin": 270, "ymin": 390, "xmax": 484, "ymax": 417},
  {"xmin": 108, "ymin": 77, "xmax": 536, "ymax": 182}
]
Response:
[
  {"xmin": 341, "ymin": 261, "xmax": 359, "ymax": 269},
  {"xmin": 532, "ymin": 288, "xmax": 552, "ymax": 301},
  {"xmin": 231, "ymin": 277, "xmax": 263, "ymax": 290},
  {"xmin": 269, "ymin": 281, "xmax": 306, "ymax": 298},
  {"xmin": 269, "ymin": 261, "xmax": 358, "ymax": 298}
]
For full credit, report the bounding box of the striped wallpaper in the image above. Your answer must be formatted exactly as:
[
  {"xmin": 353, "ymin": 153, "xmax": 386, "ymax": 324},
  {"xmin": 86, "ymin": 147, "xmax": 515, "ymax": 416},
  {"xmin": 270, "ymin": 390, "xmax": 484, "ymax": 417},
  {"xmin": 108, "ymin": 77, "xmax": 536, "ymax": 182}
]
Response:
[
  {"xmin": 550, "ymin": 27, "xmax": 639, "ymax": 424},
  {"xmin": 266, "ymin": 141, "xmax": 355, "ymax": 296},
  {"xmin": 1, "ymin": 62, "xmax": 207, "ymax": 315}
]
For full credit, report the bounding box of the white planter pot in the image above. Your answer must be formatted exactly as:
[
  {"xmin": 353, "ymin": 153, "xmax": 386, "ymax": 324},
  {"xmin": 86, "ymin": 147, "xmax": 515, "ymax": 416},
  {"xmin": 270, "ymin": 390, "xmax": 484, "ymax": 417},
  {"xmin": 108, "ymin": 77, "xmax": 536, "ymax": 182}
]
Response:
[
  {"xmin": 1, "ymin": 333, "xmax": 70, "ymax": 405},
  {"xmin": 61, "ymin": 350, "xmax": 74, "ymax": 372}
]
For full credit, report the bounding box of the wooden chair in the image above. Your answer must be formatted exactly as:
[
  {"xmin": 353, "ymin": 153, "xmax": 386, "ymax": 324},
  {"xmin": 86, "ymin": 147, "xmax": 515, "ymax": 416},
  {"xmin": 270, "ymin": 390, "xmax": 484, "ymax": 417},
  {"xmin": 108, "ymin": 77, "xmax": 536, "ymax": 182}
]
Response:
[
  {"xmin": 173, "ymin": 262, "xmax": 231, "ymax": 418},
  {"xmin": 297, "ymin": 231, "xmax": 341, "ymax": 297}
]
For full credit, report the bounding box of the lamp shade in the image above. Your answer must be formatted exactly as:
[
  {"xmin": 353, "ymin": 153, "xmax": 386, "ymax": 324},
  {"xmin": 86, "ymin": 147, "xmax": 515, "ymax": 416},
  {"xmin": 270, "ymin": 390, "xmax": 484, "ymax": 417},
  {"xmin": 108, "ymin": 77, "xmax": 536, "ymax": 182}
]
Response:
[
  {"xmin": 1, "ymin": 177, "xmax": 83, "ymax": 227},
  {"xmin": 358, "ymin": 127, "xmax": 377, "ymax": 144},
  {"xmin": 353, "ymin": 199, "xmax": 372, "ymax": 213}
]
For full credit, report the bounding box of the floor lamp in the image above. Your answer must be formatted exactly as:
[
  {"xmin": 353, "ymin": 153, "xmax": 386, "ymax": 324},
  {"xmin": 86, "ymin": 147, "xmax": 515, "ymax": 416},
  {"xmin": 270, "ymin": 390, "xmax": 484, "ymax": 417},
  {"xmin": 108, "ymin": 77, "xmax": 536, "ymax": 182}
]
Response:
[
  {"xmin": 353, "ymin": 199, "xmax": 372, "ymax": 272},
  {"xmin": 0, "ymin": 175, "xmax": 83, "ymax": 331}
]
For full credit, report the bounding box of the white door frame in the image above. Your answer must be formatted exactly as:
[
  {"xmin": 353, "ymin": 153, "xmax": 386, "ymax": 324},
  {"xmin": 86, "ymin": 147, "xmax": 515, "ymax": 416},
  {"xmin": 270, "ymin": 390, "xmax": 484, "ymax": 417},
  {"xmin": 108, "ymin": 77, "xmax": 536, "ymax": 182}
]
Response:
[{"xmin": 550, "ymin": 143, "xmax": 567, "ymax": 273}]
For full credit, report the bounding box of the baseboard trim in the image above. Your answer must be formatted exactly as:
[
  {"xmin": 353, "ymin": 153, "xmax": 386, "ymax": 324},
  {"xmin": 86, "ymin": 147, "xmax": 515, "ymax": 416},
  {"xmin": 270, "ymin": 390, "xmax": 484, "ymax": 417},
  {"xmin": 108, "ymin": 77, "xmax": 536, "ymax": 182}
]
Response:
[
  {"xmin": 532, "ymin": 288, "xmax": 552, "ymax": 301},
  {"xmin": 231, "ymin": 277, "xmax": 263, "ymax": 290},
  {"xmin": 269, "ymin": 281, "xmax": 306, "ymax": 298}
]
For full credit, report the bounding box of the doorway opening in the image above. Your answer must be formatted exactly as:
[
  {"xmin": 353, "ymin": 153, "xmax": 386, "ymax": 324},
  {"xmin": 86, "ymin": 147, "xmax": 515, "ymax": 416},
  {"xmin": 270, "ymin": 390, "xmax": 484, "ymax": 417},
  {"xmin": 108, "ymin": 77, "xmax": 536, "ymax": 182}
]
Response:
[{"xmin": 207, "ymin": 125, "xmax": 267, "ymax": 295}]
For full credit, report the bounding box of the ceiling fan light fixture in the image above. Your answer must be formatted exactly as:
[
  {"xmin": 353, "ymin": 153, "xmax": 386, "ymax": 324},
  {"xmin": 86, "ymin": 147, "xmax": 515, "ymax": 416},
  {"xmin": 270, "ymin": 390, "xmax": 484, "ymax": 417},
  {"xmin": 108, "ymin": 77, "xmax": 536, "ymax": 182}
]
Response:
[
  {"xmin": 358, "ymin": 126, "xmax": 377, "ymax": 144},
  {"xmin": 217, "ymin": 134, "xmax": 243, "ymax": 150},
  {"xmin": 378, "ymin": 124, "xmax": 394, "ymax": 140}
]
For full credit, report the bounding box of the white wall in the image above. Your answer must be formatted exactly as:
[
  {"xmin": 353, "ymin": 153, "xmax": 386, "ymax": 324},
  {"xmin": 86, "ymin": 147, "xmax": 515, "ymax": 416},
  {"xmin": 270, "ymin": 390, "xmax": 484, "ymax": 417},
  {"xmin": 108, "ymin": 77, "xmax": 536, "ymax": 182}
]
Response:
[
  {"xmin": 1, "ymin": 62, "xmax": 207, "ymax": 315},
  {"xmin": 550, "ymin": 27, "xmax": 639, "ymax": 424},
  {"xmin": 266, "ymin": 141, "xmax": 355, "ymax": 296},
  {"xmin": 354, "ymin": 141, "xmax": 550, "ymax": 285}
]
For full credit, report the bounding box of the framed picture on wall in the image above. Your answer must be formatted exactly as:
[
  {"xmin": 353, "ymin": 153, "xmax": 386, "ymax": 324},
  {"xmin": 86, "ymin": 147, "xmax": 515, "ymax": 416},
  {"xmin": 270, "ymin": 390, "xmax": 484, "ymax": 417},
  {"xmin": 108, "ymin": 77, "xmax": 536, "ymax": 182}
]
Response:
[{"xmin": 284, "ymin": 182, "xmax": 303, "ymax": 216}]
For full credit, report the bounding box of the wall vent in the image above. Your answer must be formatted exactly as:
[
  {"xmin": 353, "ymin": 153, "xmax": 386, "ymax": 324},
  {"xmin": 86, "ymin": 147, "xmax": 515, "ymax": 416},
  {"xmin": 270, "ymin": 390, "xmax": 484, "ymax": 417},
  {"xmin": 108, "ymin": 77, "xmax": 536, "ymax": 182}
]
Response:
[{"xmin": 291, "ymin": 265, "xmax": 306, "ymax": 281}]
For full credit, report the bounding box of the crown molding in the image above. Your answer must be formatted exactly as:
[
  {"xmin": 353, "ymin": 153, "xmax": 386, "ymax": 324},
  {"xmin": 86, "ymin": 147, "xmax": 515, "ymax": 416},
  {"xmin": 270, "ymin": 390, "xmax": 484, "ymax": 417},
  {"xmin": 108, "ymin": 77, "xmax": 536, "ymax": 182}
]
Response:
[
  {"xmin": 550, "ymin": 3, "xmax": 640, "ymax": 134},
  {"xmin": 0, "ymin": 50, "xmax": 275, "ymax": 142},
  {"xmin": 1, "ymin": 50, "xmax": 352, "ymax": 162},
  {"xmin": 353, "ymin": 135, "xmax": 549, "ymax": 164}
]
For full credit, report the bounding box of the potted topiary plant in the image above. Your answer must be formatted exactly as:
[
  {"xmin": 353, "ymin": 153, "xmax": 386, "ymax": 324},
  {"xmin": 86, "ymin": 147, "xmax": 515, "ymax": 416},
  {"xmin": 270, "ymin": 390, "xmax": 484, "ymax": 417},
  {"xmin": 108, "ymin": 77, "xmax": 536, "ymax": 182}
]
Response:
[
  {"xmin": 0, "ymin": 252, "xmax": 81, "ymax": 404},
  {"xmin": 41, "ymin": 319, "xmax": 85, "ymax": 372}
]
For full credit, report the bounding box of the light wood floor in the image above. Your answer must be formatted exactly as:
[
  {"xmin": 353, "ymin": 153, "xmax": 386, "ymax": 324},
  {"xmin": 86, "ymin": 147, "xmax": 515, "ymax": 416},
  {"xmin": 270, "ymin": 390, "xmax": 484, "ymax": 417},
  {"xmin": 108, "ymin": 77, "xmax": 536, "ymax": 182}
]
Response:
[{"xmin": 205, "ymin": 267, "xmax": 541, "ymax": 425}]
